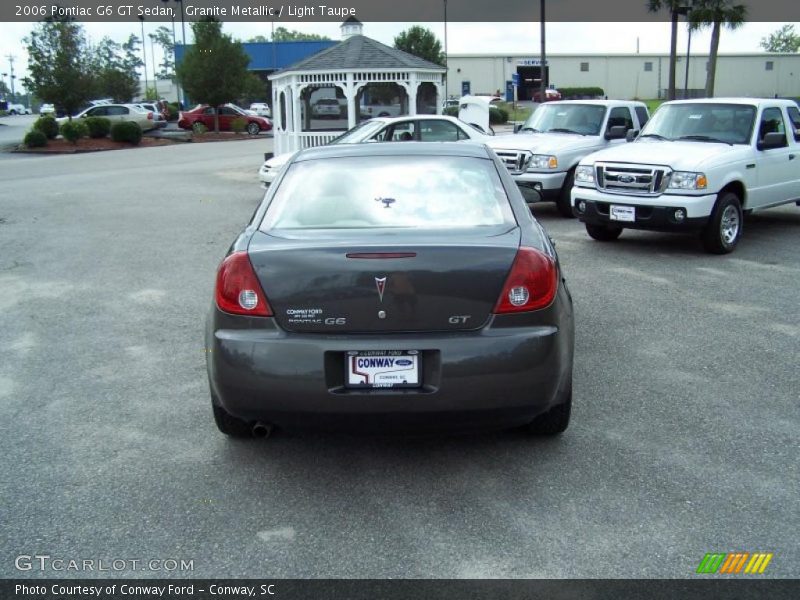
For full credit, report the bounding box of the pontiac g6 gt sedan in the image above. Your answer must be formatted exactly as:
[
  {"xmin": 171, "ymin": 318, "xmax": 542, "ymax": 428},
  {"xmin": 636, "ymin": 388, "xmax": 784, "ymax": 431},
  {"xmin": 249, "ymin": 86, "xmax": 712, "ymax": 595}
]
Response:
[{"xmin": 206, "ymin": 143, "xmax": 574, "ymax": 438}]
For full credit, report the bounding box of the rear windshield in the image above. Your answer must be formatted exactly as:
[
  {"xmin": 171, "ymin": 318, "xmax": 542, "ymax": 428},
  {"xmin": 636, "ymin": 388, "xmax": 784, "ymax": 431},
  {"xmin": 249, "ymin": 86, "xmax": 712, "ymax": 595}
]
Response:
[{"xmin": 261, "ymin": 155, "xmax": 513, "ymax": 230}]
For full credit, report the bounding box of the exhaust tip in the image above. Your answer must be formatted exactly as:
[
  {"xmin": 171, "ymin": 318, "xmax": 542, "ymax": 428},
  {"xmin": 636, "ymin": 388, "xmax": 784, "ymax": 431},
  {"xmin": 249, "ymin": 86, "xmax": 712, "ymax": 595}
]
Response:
[{"xmin": 251, "ymin": 422, "xmax": 273, "ymax": 439}]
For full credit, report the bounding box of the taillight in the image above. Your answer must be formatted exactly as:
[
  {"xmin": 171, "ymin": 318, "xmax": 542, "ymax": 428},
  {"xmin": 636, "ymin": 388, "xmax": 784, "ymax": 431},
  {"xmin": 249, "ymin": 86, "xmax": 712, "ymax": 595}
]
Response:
[
  {"xmin": 147, "ymin": 112, "xmax": 153, "ymax": 120},
  {"xmin": 215, "ymin": 252, "xmax": 273, "ymax": 316},
  {"xmin": 493, "ymin": 247, "xmax": 558, "ymax": 313}
]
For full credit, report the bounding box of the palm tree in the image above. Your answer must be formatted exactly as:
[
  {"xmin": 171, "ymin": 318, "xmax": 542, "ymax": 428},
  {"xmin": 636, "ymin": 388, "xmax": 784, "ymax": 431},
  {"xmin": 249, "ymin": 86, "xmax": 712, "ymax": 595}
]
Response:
[
  {"xmin": 648, "ymin": 0, "xmax": 689, "ymax": 100},
  {"xmin": 689, "ymin": 0, "xmax": 747, "ymax": 97}
]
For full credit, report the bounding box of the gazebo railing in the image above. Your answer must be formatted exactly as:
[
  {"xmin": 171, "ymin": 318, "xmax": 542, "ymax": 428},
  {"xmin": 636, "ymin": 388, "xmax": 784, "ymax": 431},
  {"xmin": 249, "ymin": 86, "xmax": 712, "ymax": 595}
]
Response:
[{"xmin": 298, "ymin": 131, "xmax": 342, "ymax": 149}]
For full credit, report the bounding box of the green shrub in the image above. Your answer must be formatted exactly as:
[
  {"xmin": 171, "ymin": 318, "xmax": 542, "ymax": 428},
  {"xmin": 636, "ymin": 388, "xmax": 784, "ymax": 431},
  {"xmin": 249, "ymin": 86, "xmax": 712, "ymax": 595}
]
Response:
[
  {"xmin": 33, "ymin": 115, "xmax": 60, "ymax": 139},
  {"xmin": 230, "ymin": 117, "xmax": 248, "ymax": 133},
  {"xmin": 558, "ymin": 87, "xmax": 605, "ymax": 99},
  {"xmin": 191, "ymin": 121, "xmax": 208, "ymax": 135},
  {"xmin": 489, "ymin": 106, "xmax": 509, "ymax": 125},
  {"xmin": 60, "ymin": 120, "xmax": 88, "ymax": 144},
  {"xmin": 111, "ymin": 121, "xmax": 143, "ymax": 145},
  {"xmin": 443, "ymin": 106, "xmax": 459, "ymax": 117},
  {"xmin": 84, "ymin": 116, "xmax": 111, "ymax": 138},
  {"xmin": 167, "ymin": 103, "xmax": 180, "ymax": 121},
  {"xmin": 23, "ymin": 130, "xmax": 48, "ymax": 148}
]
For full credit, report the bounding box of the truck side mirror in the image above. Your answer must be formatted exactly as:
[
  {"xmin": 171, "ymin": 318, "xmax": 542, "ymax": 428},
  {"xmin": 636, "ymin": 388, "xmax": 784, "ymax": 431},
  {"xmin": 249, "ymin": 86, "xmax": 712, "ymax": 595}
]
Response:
[
  {"xmin": 514, "ymin": 124, "xmax": 522, "ymax": 134},
  {"xmin": 264, "ymin": 152, "xmax": 274, "ymax": 161},
  {"xmin": 757, "ymin": 131, "xmax": 787, "ymax": 150},
  {"xmin": 626, "ymin": 129, "xmax": 639, "ymax": 142},
  {"xmin": 605, "ymin": 125, "xmax": 628, "ymax": 140}
]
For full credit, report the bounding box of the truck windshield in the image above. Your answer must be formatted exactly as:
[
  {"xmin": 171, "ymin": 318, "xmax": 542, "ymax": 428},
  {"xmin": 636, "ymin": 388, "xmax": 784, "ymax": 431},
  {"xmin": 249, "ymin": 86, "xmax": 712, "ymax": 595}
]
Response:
[
  {"xmin": 521, "ymin": 104, "xmax": 607, "ymax": 136},
  {"xmin": 641, "ymin": 103, "xmax": 756, "ymax": 145}
]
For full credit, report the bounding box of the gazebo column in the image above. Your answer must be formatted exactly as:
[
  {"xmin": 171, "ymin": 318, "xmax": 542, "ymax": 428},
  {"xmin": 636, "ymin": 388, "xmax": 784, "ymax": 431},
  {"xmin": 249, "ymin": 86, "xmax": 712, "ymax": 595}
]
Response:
[
  {"xmin": 434, "ymin": 81, "xmax": 445, "ymax": 115},
  {"xmin": 292, "ymin": 83, "xmax": 306, "ymax": 152},
  {"xmin": 342, "ymin": 74, "xmax": 358, "ymax": 130},
  {"xmin": 399, "ymin": 81, "xmax": 417, "ymax": 116}
]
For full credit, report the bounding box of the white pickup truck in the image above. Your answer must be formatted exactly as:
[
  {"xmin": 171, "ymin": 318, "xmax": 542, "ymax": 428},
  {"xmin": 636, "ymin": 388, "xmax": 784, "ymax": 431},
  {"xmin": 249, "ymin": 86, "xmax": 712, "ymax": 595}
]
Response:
[
  {"xmin": 487, "ymin": 100, "xmax": 650, "ymax": 216},
  {"xmin": 571, "ymin": 98, "xmax": 800, "ymax": 253}
]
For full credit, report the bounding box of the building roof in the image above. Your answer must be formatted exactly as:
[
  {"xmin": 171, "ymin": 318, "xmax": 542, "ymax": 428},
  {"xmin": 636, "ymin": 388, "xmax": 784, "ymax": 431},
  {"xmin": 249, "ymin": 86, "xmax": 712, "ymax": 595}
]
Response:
[{"xmin": 275, "ymin": 35, "xmax": 445, "ymax": 74}]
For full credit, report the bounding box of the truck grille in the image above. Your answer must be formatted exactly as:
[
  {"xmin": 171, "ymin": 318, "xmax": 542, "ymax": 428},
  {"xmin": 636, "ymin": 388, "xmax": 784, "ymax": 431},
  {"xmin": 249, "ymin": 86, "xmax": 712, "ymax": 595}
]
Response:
[
  {"xmin": 494, "ymin": 149, "xmax": 533, "ymax": 175},
  {"xmin": 595, "ymin": 162, "xmax": 671, "ymax": 196}
]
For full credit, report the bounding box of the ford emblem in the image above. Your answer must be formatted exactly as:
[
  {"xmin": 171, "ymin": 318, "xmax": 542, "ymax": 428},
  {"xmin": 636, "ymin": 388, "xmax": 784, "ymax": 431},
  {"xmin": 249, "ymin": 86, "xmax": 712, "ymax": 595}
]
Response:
[{"xmin": 618, "ymin": 174, "xmax": 635, "ymax": 184}]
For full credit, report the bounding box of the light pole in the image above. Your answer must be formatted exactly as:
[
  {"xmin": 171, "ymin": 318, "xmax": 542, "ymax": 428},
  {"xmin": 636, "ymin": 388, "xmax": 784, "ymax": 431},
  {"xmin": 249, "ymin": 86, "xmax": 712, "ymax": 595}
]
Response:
[
  {"xmin": 443, "ymin": 0, "xmax": 448, "ymax": 100},
  {"xmin": 138, "ymin": 15, "xmax": 148, "ymax": 100},
  {"xmin": 149, "ymin": 33, "xmax": 158, "ymax": 99},
  {"xmin": 161, "ymin": 0, "xmax": 182, "ymax": 104},
  {"xmin": 539, "ymin": 0, "xmax": 546, "ymax": 103}
]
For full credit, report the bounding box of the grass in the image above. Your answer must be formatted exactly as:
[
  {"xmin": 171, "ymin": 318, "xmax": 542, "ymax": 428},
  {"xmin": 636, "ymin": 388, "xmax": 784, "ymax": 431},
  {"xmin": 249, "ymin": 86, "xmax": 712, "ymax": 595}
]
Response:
[
  {"xmin": 642, "ymin": 99, "xmax": 665, "ymax": 113},
  {"xmin": 497, "ymin": 102, "xmax": 532, "ymax": 122}
]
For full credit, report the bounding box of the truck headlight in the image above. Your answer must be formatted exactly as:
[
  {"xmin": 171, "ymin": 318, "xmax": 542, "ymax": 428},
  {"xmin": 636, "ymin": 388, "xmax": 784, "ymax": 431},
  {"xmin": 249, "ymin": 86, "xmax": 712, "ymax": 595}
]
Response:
[
  {"xmin": 574, "ymin": 165, "xmax": 595, "ymax": 185},
  {"xmin": 529, "ymin": 154, "xmax": 558, "ymax": 169},
  {"xmin": 668, "ymin": 171, "xmax": 707, "ymax": 190}
]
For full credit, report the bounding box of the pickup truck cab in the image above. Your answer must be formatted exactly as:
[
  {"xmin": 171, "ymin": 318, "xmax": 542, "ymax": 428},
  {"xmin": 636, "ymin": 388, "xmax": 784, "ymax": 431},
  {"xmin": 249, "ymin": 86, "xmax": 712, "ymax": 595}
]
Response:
[
  {"xmin": 571, "ymin": 98, "xmax": 800, "ymax": 253},
  {"xmin": 487, "ymin": 100, "xmax": 649, "ymax": 216}
]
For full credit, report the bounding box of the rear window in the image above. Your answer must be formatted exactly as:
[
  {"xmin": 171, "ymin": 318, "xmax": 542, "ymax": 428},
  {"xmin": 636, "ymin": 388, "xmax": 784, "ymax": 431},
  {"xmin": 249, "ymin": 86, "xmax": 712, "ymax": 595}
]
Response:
[{"xmin": 261, "ymin": 155, "xmax": 513, "ymax": 230}]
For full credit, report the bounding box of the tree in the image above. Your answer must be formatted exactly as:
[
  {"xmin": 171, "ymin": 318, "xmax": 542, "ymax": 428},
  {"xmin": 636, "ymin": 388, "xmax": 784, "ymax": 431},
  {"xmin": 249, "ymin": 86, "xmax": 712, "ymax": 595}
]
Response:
[
  {"xmin": 760, "ymin": 24, "xmax": 800, "ymax": 53},
  {"xmin": 270, "ymin": 28, "xmax": 331, "ymax": 42},
  {"xmin": 239, "ymin": 73, "xmax": 267, "ymax": 105},
  {"xmin": 93, "ymin": 35, "xmax": 142, "ymax": 102},
  {"xmin": 648, "ymin": 1, "xmax": 688, "ymax": 101},
  {"xmin": 23, "ymin": 20, "xmax": 95, "ymax": 118},
  {"xmin": 689, "ymin": 0, "xmax": 747, "ymax": 97},
  {"xmin": 176, "ymin": 18, "xmax": 252, "ymax": 132},
  {"xmin": 246, "ymin": 35, "xmax": 270, "ymax": 43},
  {"xmin": 393, "ymin": 26, "xmax": 445, "ymax": 66},
  {"xmin": 150, "ymin": 26, "xmax": 176, "ymax": 79}
]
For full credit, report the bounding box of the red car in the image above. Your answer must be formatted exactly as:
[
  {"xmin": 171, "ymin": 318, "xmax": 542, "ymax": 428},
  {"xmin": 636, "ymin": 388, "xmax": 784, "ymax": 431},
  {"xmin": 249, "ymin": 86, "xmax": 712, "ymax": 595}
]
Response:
[
  {"xmin": 178, "ymin": 104, "xmax": 272, "ymax": 134},
  {"xmin": 532, "ymin": 88, "xmax": 562, "ymax": 103}
]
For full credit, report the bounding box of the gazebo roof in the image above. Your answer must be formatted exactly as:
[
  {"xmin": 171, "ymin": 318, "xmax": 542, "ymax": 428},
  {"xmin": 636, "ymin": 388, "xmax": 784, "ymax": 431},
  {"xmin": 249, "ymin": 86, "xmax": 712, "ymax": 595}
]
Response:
[{"xmin": 272, "ymin": 35, "xmax": 446, "ymax": 75}]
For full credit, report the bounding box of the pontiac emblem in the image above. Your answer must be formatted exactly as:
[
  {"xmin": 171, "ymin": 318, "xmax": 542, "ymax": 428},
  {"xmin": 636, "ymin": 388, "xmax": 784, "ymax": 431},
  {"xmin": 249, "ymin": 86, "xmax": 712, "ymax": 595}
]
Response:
[{"xmin": 375, "ymin": 277, "xmax": 387, "ymax": 302}]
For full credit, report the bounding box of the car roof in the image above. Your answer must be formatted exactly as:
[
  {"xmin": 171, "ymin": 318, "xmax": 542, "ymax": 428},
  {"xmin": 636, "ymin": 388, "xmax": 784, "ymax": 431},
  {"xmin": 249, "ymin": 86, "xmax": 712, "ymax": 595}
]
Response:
[
  {"xmin": 294, "ymin": 141, "xmax": 492, "ymax": 162},
  {"xmin": 545, "ymin": 99, "xmax": 646, "ymax": 107},
  {"xmin": 663, "ymin": 97, "xmax": 797, "ymax": 108}
]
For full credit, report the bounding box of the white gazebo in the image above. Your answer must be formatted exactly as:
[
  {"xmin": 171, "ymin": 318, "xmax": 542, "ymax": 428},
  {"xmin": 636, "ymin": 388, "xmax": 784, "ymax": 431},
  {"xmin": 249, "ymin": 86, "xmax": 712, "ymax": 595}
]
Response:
[{"xmin": 269, "ymin": 19, "xmax": 447, "ymax": 154}]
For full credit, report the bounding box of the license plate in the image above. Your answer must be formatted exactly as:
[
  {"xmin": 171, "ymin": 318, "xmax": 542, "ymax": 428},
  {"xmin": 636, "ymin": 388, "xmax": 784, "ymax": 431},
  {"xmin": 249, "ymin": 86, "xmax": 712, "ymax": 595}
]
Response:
[
  {"xmin": 610, "ymin": 205, "xmax": 635, "ymax": 222},
  {"xmin": 346, "ymin": 351, "xmax": 420, "ymax": 388}
]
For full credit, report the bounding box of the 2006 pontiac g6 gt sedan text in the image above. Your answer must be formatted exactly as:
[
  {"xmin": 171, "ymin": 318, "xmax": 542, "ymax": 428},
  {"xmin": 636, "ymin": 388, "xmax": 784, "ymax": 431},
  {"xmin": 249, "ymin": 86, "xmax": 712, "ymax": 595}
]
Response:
[{"xmin": 206, "ymin": 142, "xmax": 574, "ymax": 438}]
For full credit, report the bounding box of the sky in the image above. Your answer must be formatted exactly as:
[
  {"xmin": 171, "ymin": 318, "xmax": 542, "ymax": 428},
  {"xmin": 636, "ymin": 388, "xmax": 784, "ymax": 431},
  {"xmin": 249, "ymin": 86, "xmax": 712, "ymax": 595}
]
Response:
[{"xmin": 1, "ymin": 20, "xmax": 797, "ymax": 95}]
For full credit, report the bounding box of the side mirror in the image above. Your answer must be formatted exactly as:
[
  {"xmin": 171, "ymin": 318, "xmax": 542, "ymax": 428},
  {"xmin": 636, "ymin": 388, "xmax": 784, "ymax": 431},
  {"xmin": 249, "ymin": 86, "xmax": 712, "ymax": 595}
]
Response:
[
  {"xmin": 757, "ymin": 131, "xmax": 787, "ymax": 150},
  {"xmin": 626, "ymin": 129, "xmax": 639, "ymax": 142},
  {"xmin": 605, "ymin": 125, "xmax": 628, "ymax": 140},
  {"xmin": 513, "ymin": 123, "xmax": 522, "ymax": 134},
  {"xmin": 264, "ymin": 152, "xmax": 274, "ymax": 161}
]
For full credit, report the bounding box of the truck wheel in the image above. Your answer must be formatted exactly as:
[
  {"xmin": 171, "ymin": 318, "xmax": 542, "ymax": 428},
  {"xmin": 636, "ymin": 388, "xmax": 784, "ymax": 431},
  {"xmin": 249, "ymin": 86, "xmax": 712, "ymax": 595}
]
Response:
[
  {"xmin": 701, "ymin": 192, "xmax": 742, "ymax": 254},
  {"xmin": 556, "ymin": 169, "xmax": 576, "ymax": 218},
  {"xmin": 585, "ymin": 223, "xmax": 623, "ymax": 241}
]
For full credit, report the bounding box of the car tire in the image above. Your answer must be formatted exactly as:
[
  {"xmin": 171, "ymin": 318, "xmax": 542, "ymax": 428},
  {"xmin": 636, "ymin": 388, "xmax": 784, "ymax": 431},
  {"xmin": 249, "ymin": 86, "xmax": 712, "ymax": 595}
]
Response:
[
  {"xmin": 701, "ymin": 191, "xmax": 742, "ymax": 254},
  {"xmin": 247, "ymin": 122, "xmax": 260, "ymax": 135},
  {"xmin": 528, "ymin": 383, "xmax": 572, "ymax": 435},
  {"xmin": 212, "ymin": 400, "xmax": 253, "ymax": 438},
  {"xmin": 585, "ymin": 223, "xmax": 623, "ymax": 241},
  {"xmin": 556, "ymin": 169, "xmax": 577, "ymax": 218},
  {"xmin": 9, "ymin": 110, "xmax": 16, "ymax": 116}
]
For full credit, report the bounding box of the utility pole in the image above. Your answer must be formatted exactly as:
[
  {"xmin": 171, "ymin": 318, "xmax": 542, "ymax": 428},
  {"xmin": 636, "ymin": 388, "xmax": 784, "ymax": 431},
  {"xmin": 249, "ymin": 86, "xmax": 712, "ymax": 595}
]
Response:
[
  {"xmin": 443, "ymin": 0, "xmax": 448, "ymax": 100},
  {"xmin": 138, "ymin": 16, "xmax": 148, "ymax": 100},
  {"xmin": 539, "ymin": 0, "xmax": 546, "ymax": 103},
  {"xmin": 6, "ymin": 55, "xmax": 16, "ymax": 100}
]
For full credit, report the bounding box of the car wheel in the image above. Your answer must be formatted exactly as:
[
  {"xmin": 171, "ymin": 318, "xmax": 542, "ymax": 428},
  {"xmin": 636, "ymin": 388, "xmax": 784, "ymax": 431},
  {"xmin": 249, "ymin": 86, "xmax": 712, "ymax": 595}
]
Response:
[
  {"xmin": 585, "ymin": 223, "xmax": 623, "ymax": 241},
  {"xmin": 556, "ymin": 169, "xmax": 577, "ymax": 218},
  {"xmin": 212, "ymin": 400, "xmax": 253, "ymax": 438},
  {"xmin": 9, "ymin": 110, "xmax": 16, "ymax": 115},
  {"xmin": 701, "ymin": 191, "xmax": 742, "ymax": 254},
  {"xmin": 528, "ymin": 383, "xmax": 572, "ymax": 435},
  {"xmin": 247, "ymin": 122, "xmax": 260, "ymax": 135}
]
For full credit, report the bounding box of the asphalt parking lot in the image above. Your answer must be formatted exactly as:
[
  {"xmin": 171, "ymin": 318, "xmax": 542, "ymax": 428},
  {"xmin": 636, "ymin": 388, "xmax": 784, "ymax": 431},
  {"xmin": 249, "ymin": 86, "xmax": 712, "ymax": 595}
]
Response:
[{"xmin": 0, "ymin": 140, "xmax": 797, "ymax": 579}]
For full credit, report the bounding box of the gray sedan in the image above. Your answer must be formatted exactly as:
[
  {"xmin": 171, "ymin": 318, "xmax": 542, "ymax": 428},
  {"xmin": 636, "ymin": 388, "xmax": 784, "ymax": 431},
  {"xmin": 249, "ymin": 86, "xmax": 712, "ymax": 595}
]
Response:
[{"xmin": 207, "ymin": 143, "xmax": 574, "ymax": 438}]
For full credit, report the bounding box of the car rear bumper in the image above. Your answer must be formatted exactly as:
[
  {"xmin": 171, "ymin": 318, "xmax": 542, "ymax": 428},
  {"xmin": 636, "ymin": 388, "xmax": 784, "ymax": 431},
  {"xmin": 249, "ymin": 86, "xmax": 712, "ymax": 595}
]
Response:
[{"xmin": 206, "ymin": 294, "xmax": 573, "ymax": 432}]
